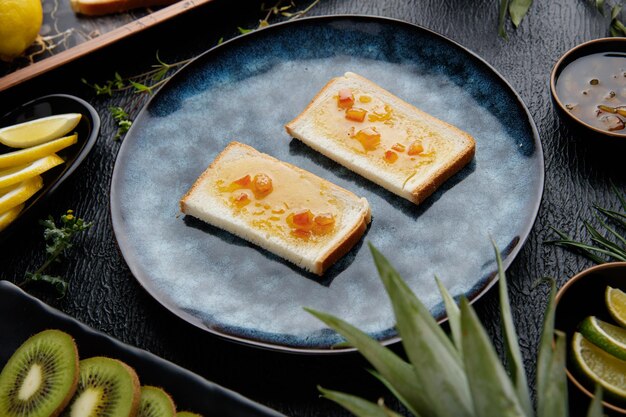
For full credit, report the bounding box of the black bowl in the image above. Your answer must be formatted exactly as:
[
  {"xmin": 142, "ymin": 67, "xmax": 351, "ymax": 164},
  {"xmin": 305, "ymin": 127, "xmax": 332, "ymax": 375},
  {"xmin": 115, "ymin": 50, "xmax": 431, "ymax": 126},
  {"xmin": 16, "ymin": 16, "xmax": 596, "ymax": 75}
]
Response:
[
  {"xmin": 0, "ymin": 94, "xmax": 100, "ymax": 241},
  {"xmin": 555, "ymin": 262, "xmax": 626, "ymax": 414}
]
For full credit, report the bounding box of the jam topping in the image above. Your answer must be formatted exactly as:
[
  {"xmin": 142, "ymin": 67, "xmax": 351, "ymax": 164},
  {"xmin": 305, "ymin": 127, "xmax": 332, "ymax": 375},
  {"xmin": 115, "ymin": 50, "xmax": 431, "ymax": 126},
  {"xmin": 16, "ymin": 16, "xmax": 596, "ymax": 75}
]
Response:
[
  {"xmin": 384, "ymin": 150, "xmax": 398, "ymax": 163},
  {"xmin": 345, "ymin": 108, "xmax": 367, "ymax": 122},
  {"xmin": 407, "ymin": 141, "xmax": 424, "ymax": 155},
  {"xmin": 338, "ymin": 89, "xmax": 354, "ymax": 109},
  {"xmin": 354, "ymin": 127, "xmax": 381, "ymax": 151},
  {"xmin": 391, "ymin": 143, "xmax": 406, "ymax": 152},
  {"xmin": 286, "ymin": 209, "xmax": 335, "ymax": 239}
]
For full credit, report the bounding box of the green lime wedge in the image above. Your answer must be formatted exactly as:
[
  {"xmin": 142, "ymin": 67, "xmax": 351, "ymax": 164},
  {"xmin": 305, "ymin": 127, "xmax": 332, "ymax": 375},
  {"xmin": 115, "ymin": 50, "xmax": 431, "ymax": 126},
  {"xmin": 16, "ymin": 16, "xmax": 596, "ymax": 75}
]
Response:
[
  {"xmin": 607, "ymin": 287, "xmax": 626, "ymax": 328},
  {"xmin": 572, "ymin": 332, "xmax": 626, "ymax": 401},
  {"xmin": 580, "ymin": 316, "xmax": 626, "ymax": 361}
]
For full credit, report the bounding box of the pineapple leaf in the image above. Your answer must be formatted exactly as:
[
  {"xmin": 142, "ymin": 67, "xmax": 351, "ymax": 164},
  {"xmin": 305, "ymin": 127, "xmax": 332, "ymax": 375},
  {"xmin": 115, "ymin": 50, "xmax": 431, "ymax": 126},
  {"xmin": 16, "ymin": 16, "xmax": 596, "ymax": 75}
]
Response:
[
  {"xmin": 368, "ymin": 370, "xmax": 422, "ymax": 417},
  {"xmin": 493, "ymin": 241, "xmax": 533, "ymax": 416},
  {"xmin": 369, "ymin": 244, "xmax": 474, "ymax": 417},
  {"xmin": 305, "ymin": 308, "xmax": 432, "ymax": 416},
  {"xmin": 586, "ymin": 385, "xmax": 604, "ymax": 417},
  {"xmin": 460, "ymin": 297, "xmax": 527, "ymax": 417},
  {"xmin": 318, "ymin": 387, "xmax": 403, "ymax": 417},
  {"xmin": 537, "ymin": 330, "xmax": 568, "ymax": 417},
  {"xmin": 435, "ymin": 275, "xmax": 462, "ymax": 356}
]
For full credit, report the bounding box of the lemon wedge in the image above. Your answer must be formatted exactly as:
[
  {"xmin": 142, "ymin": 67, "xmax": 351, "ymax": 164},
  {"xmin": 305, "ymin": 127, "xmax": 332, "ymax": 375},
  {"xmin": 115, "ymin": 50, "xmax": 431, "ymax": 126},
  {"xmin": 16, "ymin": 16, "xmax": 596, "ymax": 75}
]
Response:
[
  {"xmin": 0, "ymin": 114, "xmax": 81, "ymax": 148},
  {"xmin": 0, "ymin": 154, "xmax": 64, "ymax": 188},
  {"xmin": 0, "ymin": 203, "xmax": 23, "ymax": 231},
  {"xmin": 607, "ymin": 286, "xmax": 626, "ymax": 328},
  {"xmin": 0, "ymin": 134, "xmax": 77, "ymax": 169},
  {"xmin": 0, "ymin": 176, "xmax": 42, "ymax": 213}
]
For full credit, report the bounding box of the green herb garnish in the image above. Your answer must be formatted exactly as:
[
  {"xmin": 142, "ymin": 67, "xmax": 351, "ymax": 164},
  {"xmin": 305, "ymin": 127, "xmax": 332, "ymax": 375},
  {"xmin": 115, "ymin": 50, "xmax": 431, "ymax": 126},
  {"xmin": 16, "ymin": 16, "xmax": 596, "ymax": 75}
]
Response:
[
  {"xmin": 498, "ymin": 0, "xmax": 534, "ymax": 38},
  {"xmin": 307, "ymin": 242, "xmax": 604, "ymax": 417},
  {"xmin": 20, "ymin": 210, "xmax": 93, "ymax": 297},
  {"xmin": 109, "ymin": 106, "xmax": 132, "ymax": 141}
]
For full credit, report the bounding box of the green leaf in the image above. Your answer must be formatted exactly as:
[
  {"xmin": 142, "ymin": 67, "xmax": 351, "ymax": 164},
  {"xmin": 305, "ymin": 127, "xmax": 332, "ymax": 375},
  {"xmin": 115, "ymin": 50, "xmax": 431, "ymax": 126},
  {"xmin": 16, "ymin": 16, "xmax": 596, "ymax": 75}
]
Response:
[
  {"xmin": 130, "ymin": 81, "xmax": 153, "ymax": 94},
  {"xmin": 509, "ymin": 0, "xmax": 533, "ymax": 27},
  {"xmin": 596, "ymin": 0, "xmax": 605, "ymax": 15},
  {"xmin": 493, "ymin": 241, "xmax": 532, "ymax": 416},
  {"xmin": 537, "ymin": 330, "xmax": 568, "ymax": 417},
  {"xmin": 435, "ymin": 276, "xmax": 462, "ymax": 355},
  {"xmin": 611, "ymin": 181, "xmax": 626, "ymax": 211},
  {"xmin": 460, "ymin": 298, "xmax": 527, "ymax": 417},
  {"xmin": 586, "ymin": 385, "xmax": 604, "ymax": 417},
  {"xmin": 584, "ymin": 220, "xmax": 626, "ymax": 260},
  {"xmin": 238, "ymin": 26, "xmax": 252, "ymax": 34},
  {"xmin": 368, "ymin": 370, "xmax": 422, "ymax": 417},
  {"xmin": 369, "ymin": 244, "xmax": 474, "ymax": 417},
  {"xmin": 318, "ymin": 387, "xmax": 403, "ymax": 417},
  {"xmin": 612, "ymin": 4, "xmax": 622, "ymax": 21},
  {"xmin": 306, "ymin": 308, "xmax": 432, "ymax": 416},
  {"xmin": 498, "ymin": 0, "xmax": 510, "ymax": 39}
]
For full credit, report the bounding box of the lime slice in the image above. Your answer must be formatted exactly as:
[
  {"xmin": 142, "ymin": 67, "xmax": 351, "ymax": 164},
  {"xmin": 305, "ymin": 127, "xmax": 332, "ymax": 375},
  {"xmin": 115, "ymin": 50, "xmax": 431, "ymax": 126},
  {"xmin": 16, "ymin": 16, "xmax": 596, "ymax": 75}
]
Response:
[
  {"xmin": 607, "ymin": 287, "xmax": 626, "ymax": 328},
  {"xmin": 0, "ymin": 154, "xmax": 64, "ymax": 188},
  {"xmin": 579, "ymin": 316, "xmax": 626, "ymax": 361},
  {"xmin": 0, "ymin": 113, "xmax": 81, "ymax": 148},
  {"xmin": 0, "ymin": 134, "xmax": 77, "ymax": 169},
  {"xmin": 572, "ymin": 332, "xmax": 626, "ymax": 401},
  {"xmin": 0, "ymin": 203, "xmax": 23, "ymax": 231},
  {"xmin": 0, "ymin": 176, "xmax": 43, "ymax": 213}
]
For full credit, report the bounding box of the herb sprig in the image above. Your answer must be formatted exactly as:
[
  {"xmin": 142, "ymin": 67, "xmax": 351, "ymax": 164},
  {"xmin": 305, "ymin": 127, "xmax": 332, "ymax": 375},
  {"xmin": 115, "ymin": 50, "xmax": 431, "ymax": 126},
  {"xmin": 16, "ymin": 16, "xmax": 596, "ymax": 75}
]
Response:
[
  {"xmin": 547, "ymin": 183, "xmax": 626, "ymax": 263},
  {"xmin": 110, "ymin": 106, "xmax": 133, "ymax": 141},
  {"xmin": 592, "ymin": 0, "xmax": 626, "ymax": 36},
  {"xmin": 498, "ymin": 0, "xmax": 534, "ymax": 38},
  {"xmin": 20, "ymin": 210, "xmax": 93, "ymax": 297}
]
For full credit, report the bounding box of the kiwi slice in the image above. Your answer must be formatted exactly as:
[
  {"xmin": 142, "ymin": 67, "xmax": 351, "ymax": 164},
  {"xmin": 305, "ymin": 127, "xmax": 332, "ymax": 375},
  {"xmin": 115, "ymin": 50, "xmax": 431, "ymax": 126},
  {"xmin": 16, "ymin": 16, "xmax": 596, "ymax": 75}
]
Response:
[
  {"xmin": 0, "ymin": 329, "xmax": 79, "ymax": 417},
  {"xmin": 137, "ymin": 386, "xmax": 176, "ymax": 417},
  {"xmin": 62, "ymin": 357, "xmax": 140, "ymax": 417},
  {"xmin": 176, "ymin": 412, "xmax": 202, "ymax": 417}
]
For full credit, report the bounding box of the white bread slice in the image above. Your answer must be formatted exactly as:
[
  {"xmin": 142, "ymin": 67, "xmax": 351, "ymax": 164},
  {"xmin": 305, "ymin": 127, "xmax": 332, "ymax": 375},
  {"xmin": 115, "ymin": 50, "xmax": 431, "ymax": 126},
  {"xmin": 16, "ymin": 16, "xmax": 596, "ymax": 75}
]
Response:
[
  {"xmin": 70, "ymin": 0, "xmax": 179, "ymax": 15},
  {"xmin": 180, "ymin": 142, "xmax": 371, "ymax": 275},
  {"xmin": 285, "ymin": 72, "xmax": 476, "ymax": 205}
]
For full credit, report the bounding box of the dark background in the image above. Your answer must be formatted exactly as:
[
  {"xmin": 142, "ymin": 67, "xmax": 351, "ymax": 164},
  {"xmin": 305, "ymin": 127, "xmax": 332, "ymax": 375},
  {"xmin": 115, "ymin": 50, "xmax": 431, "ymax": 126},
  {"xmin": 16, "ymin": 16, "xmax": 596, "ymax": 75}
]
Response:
[{"xmin": 1, "ymin": 0, "xmax": 624, "ymax": 416}]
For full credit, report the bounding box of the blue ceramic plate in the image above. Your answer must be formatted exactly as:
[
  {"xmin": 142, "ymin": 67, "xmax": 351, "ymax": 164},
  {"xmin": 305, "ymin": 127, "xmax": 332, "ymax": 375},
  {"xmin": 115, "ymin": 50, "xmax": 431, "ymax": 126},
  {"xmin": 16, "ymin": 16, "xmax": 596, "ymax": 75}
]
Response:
[
  {"xmin": 0, "ymin": 281, "xmax": 284, "ymax": 417},
  {"xmin": 0, "ymin": 94, "xmax": 100, "ymax": 241},
  {"xmin": 111, "ymin": 16, "xmax": 543, "ymax": 353}
]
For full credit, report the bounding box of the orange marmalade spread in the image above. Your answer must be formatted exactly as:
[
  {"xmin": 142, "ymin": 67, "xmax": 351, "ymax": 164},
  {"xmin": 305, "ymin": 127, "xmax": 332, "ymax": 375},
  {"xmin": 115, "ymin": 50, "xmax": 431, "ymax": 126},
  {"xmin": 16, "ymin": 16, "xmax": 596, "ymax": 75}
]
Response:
[
  {"xmin": 312, "ymin": 87, "xmax": 455, "ymax": 180},
  {"xmin": 215, "ymin": 156, "xmax": 342, "ymax": 243}
]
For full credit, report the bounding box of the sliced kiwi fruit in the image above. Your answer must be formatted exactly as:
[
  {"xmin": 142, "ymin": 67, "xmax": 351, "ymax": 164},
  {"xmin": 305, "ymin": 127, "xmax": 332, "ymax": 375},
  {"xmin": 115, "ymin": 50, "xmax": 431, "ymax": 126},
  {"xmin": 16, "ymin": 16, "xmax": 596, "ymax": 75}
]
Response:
[
  {"xmin": 0, "ymin": 329, "xmax": 79, "ymax": 417},
  {"xmin": 136, "ymin": 386, "xmax": 176, "ymax": 417},
  {"xmin": 62, "ymin": 356, "xmax": 140, "ymax": 417},
  {"xmin": 176, "ymin": 412, "xmax": 202, "ymax": 417}
]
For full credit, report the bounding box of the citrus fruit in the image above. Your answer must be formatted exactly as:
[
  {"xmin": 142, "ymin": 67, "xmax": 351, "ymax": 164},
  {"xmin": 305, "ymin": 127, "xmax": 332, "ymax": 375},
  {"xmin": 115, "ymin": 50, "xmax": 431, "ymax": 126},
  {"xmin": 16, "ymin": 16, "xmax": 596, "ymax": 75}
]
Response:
[
  {"xmin": 0, "ymin": 203, "xmax": 23, "ymax": 231},
  {"xmin": 579, "ymin": 316, "xmax": 626, "ymax": 361},
  {"xmin": 607, "ymin": 286, "xmax": 626, "ymax": 328},
  {"xmin": 0, "ymin": 176, "xmax": 43, "ymax": 213},
  {"xmin": 0, "ymin": 114, "xmax": 82, "ymax": 148},
  {"xmin": 0, "ymin": 0, "xmax": 43, "ymax": 62},
  {"xmin": 0, "ymin": 134, "xmax": 77, "ymax": 169},
  {"xmin": 0, "ymin": 154, "xmax": 64, "ymax": 188},
  {"xmin": 572, "ymin": 332, "xmax": 626, "ymax": 401}
]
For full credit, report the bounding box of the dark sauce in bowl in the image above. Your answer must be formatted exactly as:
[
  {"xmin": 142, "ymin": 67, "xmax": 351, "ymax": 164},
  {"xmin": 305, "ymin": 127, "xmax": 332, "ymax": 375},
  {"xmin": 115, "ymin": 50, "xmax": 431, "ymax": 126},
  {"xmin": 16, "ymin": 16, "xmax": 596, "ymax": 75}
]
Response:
[{"xmin": 555, "ymin": 52, "xmax": 626, "ymax": 134}]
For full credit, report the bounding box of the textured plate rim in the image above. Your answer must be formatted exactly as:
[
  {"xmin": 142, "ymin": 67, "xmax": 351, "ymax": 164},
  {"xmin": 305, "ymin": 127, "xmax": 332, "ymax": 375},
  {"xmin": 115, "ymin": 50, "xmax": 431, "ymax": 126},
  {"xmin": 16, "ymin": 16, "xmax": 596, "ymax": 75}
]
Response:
[{"xmin": 110, "ymin": 14, "xmax": 544, "ymax": 354}]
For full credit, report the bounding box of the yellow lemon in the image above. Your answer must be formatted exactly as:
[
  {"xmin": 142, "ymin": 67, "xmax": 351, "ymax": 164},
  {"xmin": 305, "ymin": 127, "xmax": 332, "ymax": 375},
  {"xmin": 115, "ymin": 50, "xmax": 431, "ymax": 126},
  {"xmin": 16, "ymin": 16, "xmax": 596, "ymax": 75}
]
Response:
[
  {"xmin": 0, "ymin": 134, "xmax": 77, "ymax": 169},
  {"xmin": 0, "ymin": 113, "xmax": 82, "ymax": 148},
  {"xmin": 0, "ymin": 203, "xmax": 23, "ymax": 231},
  {"xmin": 0, "ymin": 0, "xmax": 43, "ymax": 62},
  {"xmin": 0, "ymin": 176, "xmax": 42, "ymax": 213},
  {"xmin": 0, "ymin": 154, "xmax": 64, "ymax": 188}
]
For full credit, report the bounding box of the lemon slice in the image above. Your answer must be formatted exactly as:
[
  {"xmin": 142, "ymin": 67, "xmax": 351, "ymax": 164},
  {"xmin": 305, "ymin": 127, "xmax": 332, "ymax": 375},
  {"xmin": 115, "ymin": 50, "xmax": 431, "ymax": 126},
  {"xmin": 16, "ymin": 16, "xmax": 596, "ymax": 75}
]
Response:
[
  {"xmin": 0, "ymin": 114, "xmax": 81, "ymax": 148},
  {"xmin": 0, "ymin": 134, "xmax": 77, "ymax": 169},
  {"xmin": 0, "ymin": 176, "xmax": 43, "ymax": 213},
  {"xmin": 572, "ymin": 332, "xmax": 626, "ymax": 401},
  {"xmin": 0, "ymin": 203, "xmax": 23, "ymax": 231},
  {"xmin": 579, "ymin": 316, "xmax": 626, "ymax": 361},
  {"xmin": 0, "ymin": 154, "xmax": 64, "ymax": 189},
  {"xmin": 607, "ymin": 287, "xmax": 626, "ymax": 328}
]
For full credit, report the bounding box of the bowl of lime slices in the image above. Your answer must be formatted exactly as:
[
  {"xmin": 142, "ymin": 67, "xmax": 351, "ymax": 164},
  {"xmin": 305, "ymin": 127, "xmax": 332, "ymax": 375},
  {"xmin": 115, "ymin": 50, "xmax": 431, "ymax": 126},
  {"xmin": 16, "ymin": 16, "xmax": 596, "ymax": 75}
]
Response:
[{"xmin": 555, "ymin": 262, "xmax": 626, "ymax": 413}]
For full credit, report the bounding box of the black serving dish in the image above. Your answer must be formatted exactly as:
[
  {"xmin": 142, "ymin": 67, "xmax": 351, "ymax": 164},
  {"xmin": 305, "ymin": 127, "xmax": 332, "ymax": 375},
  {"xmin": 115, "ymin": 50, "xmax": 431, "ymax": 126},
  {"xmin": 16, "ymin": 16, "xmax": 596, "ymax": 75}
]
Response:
[
  {"xmin": 0, "ymin": 280, "xmax": 284, "ymax": 417},
  {"xmin": 551, "ymin": 38, "xmax": 626, "ymax": 142},
  {"xmin": 0, "ymin": 94, "xmax": 100, "ymax": 241},
  {"xmin": 555, "ymin": 262, "xmax": 626, "ymax": 415}
]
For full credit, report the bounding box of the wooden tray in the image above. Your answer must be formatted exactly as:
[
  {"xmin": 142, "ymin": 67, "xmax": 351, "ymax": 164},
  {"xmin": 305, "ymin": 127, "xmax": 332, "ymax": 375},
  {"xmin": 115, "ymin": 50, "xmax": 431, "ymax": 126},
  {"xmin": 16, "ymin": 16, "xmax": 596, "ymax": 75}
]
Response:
[{"xmin": 0, "ymin": 0, "xmax": 213, "ymax": 92}]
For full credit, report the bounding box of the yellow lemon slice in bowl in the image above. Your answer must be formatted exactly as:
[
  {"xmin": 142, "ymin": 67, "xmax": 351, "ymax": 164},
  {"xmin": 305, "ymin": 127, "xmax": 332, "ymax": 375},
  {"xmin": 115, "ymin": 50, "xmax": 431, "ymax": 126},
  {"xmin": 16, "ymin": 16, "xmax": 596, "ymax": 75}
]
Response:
[
  {"xmin": 0, "ymin": 113, "xmax": 81, "ymax": 148},
  {"xmin": 0, "ymin": 154, "xmax": 64, "ymax": 189},
  {"xmin": 0, "ymin": 134, "xmax": 77, "ymax": 169},
  {"xmin": 0, "ymin": 204, "xmax": 23, "ymax": 232},
  {"xmin": 0, "ymin": 176, "xmax": 43, "ymax": 213},
  {"xmin": 607, "ymin": 286, "xmax": 626, "ymax": 328}
]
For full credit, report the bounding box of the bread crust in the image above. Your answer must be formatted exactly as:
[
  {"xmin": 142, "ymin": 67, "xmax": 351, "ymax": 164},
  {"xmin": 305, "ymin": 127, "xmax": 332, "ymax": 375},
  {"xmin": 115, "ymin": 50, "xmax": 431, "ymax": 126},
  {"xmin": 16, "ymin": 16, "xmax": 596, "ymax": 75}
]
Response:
[
  {"xmin": 180, "ymin": 142, "xmax": 370, "ymax": 275},
  {"xmin": 285, "ymin": 72, "xmax": 476, "ymax": 205}
]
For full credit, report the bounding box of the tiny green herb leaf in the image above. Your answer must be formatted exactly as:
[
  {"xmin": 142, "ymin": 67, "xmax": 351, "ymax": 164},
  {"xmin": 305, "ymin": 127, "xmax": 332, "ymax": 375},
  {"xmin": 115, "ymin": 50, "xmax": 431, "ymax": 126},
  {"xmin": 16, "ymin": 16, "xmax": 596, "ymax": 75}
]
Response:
[{"xmin": 109, "ymin": 106, "xmax": 133, "ymax": 141}]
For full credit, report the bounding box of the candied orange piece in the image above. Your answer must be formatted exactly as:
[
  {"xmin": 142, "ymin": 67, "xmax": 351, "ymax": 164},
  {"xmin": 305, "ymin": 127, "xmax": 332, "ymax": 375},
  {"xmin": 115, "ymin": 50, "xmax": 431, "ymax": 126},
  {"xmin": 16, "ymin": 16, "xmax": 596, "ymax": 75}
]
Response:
[
  {"xmin": 314, "ymin": 213, "xmax": 335, "ymax": 226},
  {"xmin": 338, "ymin": 89, "xmax": 354, "ymax": 109},
  {"xmin": 359, "ymin": 95, "xmax": 372, "ymax": 103},
  {"xmin": 368, "ymin": 105, "xmax": 393, "ymax": 122},
  {"xmin": 354, "ymin": 127, "xmax": 381, "ymax": 151},
  {"xmin": 345, "ymin": 108, "xmax": 367, "ymax": 122},
  {"xmin": 384, "ymin": 150, "xmax": 398, "ymax": 163},
  {"xmin": 252, "ymin": 173, "xmax": 273, "ymax": 197},
  {"xmin": 407, "ymin": 142, "xmax": 424, "ymax": 155},
  {"xmin": 233, "ymin": 192, "xmax": 250, "ymax": 207},
  {"xmin": 391, "ymin": 143, "xmax": 406, "ymax": 152}
]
